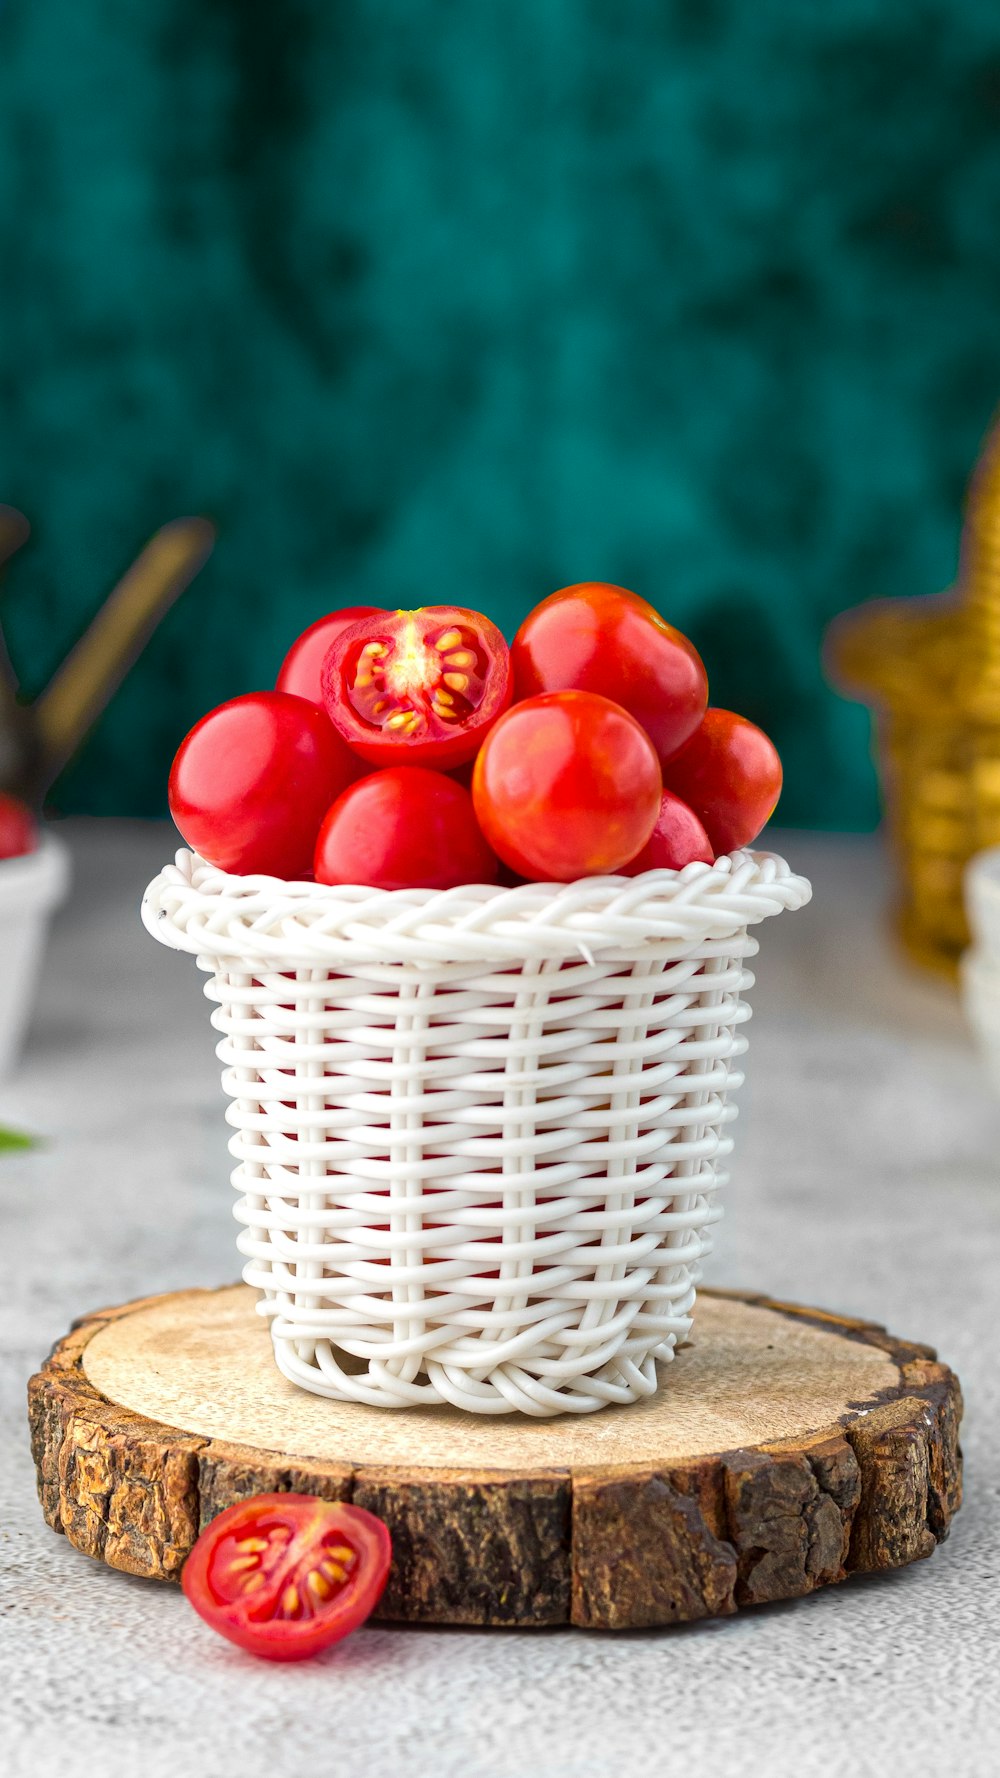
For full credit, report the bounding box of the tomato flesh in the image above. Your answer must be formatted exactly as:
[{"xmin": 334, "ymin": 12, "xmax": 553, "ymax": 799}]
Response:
[
  {"xmin": 323, "ymin": 606, "xmax": 512, "ymax": 767},
  {"xmin": 169, "ymin": 691, "xmax": 360, "ymax": 878},
  {"xmin": 276, "ymin": 606, "xmax": 382, "ymax": 705},
  {"xmin": 315, "ymin": 765, "xmax": 498, "ymax": 889},
  {"xmin": 621, "ymin": 788, "xmax": 714, "ymax": 874},
  {"xmin": 182, "ymin": 1495, "xmax": 392, "ymax": 1662},
  {"xmin": 0, "ymin": 792, "xmax": 37, "ymax": 861},
  {"xmin": 472, "ymin": 690, "xmax": 661, "ymax": 881},
  {"xmin": 512, "ymin": 582, "xmax": 708, "ymax": 766},
  {"xmin": 662, "ymin": 707, "xmax": 783, "ymax": 853}
]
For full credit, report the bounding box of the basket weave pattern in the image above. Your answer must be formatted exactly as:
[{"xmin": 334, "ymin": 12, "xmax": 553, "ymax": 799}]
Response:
[{"xmin": 144, "ymin": 850, "xmax": 809, "ymax": 1416}]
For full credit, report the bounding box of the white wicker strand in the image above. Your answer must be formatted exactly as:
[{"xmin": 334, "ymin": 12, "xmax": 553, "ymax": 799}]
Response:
[
  {"xmin": 146, "ymin": 848, "xmax": 810, "ymax": 1415},
  {"xmin": 143, "ymin": 848, "xmax": 809, "ymax": 965}
]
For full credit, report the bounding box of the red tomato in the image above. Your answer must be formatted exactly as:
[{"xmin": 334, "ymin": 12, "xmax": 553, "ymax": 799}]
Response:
[
  {"xmin": 322, "ymin": 606, "xmax": 512, "ymax": 767},
  {"xmin": 621, "ymin": 788, "xmax": 714, "ymax": 874},
  {"xmin": 445, "ymin": 758, "xmax": 475, "ymax": 790},
  {"xmin": 314, "ymin": 766, "xmax": 499, "ymax": 889},
  {"xmin": 472, "ymin": 691, "xmax": 661, "ymax": 881},
  {"xmin": 662, "ymin": 708, "xmax": 782, "ymax": 853},
  {"xmin": 169, "ymin": 692, "xmax": 359, "ymax": 878},
  {"xmin": 511, "ymin": 583, "xmax": 708, "ymax": 765},
  {"xmin": 182, "ymin": 1495, "xmax": 391, "ymax": 1663},
  {"xmin": 276, "ymin": 606, "xmax": 382, "ymax": 705},
  {"xmin": 0, "ymin": 792, "xmax": 37, "ymax": 861}
]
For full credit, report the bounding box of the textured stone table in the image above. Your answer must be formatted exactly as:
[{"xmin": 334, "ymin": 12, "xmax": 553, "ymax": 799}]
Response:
[{"xmin": 4, "ymin": 822, "xmax": 997, "ymax": 1777}]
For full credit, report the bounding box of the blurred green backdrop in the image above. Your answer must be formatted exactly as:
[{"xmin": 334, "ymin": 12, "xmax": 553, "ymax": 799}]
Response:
[{"xmin": 2, "ymin": 0, "xmax": 1000, "ymax": 823}]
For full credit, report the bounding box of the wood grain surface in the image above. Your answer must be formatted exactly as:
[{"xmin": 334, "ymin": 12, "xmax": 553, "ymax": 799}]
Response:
[{"xmin": 28, "ymin": 1284, "xmax": 963, "ymax": 1628}]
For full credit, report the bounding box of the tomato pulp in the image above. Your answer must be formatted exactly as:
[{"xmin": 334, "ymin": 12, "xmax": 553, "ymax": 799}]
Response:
[
  {"xmin": 511, "ymin": 582, "xmax": 708, "ymax": 766},
  {"xmin": 169, "ymin": 691, "xmax": 359, "ymax": 878},
  {"xmin": 323, "ymin": 606, "xmax": 512, "ymax": 767},
  {"xmin": 276, "ymin": 606, "xmax": 382, "ymax": 705},
  {"xmin": 472, "ymin": 690, "xmax": 662, "ymax": 881},
  {"xmin": 662, "ymin": 707, "xmax": 783, "ymax": 853},
  {"xmin": 315, "ymin": 765, "xmax": 498, "ymax": 890},
  {"xmin": 182, "ymin": 1495, "xmax": 392, "ymax": 1662}
]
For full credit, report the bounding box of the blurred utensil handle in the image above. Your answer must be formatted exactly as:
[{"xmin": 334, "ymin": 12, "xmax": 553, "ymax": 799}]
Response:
[
  {"xmin": 0, "ymin": 505, "xmax": 30, "ymax": 574},
  {"xmin": 0, "ymin": 505, "xmax": 31, "ymax": 696},
  {"xmin": 33, "ymin": 516, "xmax": 215, "ymax": 790}
]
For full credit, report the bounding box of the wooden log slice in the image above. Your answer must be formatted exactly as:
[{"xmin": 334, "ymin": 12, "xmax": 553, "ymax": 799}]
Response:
[{"xmin": 28, "ymin": 1284, "xmax": 963, "ymax": 1629}]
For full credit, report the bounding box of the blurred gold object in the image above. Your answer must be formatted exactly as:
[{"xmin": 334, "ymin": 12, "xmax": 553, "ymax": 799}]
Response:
[
  {"xmin": 0, "ymin": 514, "xmax": 214, "ymax": 803},
  {"xmin": 828, "ymin": 419, "xmax": 1000, "ymax": 974}
]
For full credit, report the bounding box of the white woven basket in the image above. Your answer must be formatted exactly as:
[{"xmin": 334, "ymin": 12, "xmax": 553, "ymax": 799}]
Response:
[{"xmin": 143, "ymin": 848, "xmax": 810, "ymax": 1417}]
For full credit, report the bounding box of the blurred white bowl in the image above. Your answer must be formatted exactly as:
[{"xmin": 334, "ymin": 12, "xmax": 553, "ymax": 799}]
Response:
[
  {"xmin": 960, "ymin": 944, "xmax": 1000, "ymax": 1092},
  {"xmin": 0, "ymin": 832, "xmax": 71, "ymax": 1079},
  {"xmin": 964, "ymin": 846, "xmax": 1000, "ymax": 958}
]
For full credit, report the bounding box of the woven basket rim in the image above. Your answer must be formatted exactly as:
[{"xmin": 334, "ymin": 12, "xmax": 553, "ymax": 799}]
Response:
[{"xmin": 142, "ymin": 846, "xmax": 811, "ymax": 966}]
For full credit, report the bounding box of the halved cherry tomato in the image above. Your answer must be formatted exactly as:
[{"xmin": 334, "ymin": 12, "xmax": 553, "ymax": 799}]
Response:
[
  {"xmin": 472, "ymin": 690, "xmax": 661, "ymax": 881},
  {"xmin": 182, "ymin": 1495, "xmax": 391, "ymax": 1663},
  {"xmin": 169, "ymin": 691, "xmax": 359, "ymax": 878},
  {"xmin": 314, "ymin": 765, "xmax": 498, "ymax": 889},
  {"xmin": 276, "ymin": 606, "xmax": 382, "ymax": 705},
  {"xmin": 511, "ymin": 583, "xmax": 708, "ymax": 766},
  {"xmin": 662, "ymin": 707, "xmax": 782, "ymax": 853},
  {"xmin": 322, "ymin": 606, "xmax": 512, "ymax": 767},
  {"xmin": 621, "ymin": 788, "xmax": 714, "ymax": 874},
  {"xmin": 0, "ymin": 792, "xmax": 37, "ymax": 861}
]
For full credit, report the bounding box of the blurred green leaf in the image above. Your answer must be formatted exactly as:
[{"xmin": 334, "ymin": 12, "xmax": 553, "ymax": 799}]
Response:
[{"xmin": 0, "ymin": 1126, "xmax": 38, "ymax": 1151}]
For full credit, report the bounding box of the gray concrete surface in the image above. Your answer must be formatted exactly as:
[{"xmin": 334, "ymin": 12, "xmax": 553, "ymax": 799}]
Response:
[{"xmin": 3, "ymin": 821, "xmax": 998, "ymax": 1778}]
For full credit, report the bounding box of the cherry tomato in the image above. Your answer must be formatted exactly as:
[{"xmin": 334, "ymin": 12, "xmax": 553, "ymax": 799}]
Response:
[
  {"xmin": 445, "ymin": 758, "xmax": 475, "ymax": 790},
  {"xmin": 511, "ymin": 582, "xmax": 708, "ymax": 766},
  {"xmin": 621, "ymin": 788, "xmax": 714, "ymax": 874},
  {"xmin": 472, "ymin": 690, "xmax": 661, "ymax": 881},
  {"xmin": 314, "ymin": 765, "xmax": 498, "ymax": 890},
  {"xmin": 169, "ymin": 691, "xmax": 359, "ymax": 878},
  {"xmin": 182, "ymin": 1495, "xmax": 391, "ymax": 1663},
  {"xmin": 276, "ymin": 606, "xmax": 382, "ymax": 705},
  {"xmin": 0, "ymin": 792, "xmax": 37, "ymax": 861},
  {"xmin": 323, "ymin": 606, "xmax": 512, "ymax": 767},
  {"xmin": 661, "ymin": 707, "xmax": 782, "ymax": 853}
]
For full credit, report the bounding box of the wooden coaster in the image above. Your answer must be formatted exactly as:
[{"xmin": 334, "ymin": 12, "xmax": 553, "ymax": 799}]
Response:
[{"xmin": 29, "ymin": 1284, "xmax": 962, "ymax": 1629}]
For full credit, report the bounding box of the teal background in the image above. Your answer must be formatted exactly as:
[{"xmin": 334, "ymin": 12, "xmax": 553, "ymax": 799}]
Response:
[{"xmin": 2, "ymin": 1, "xmax": 1000, "ymax": 823}]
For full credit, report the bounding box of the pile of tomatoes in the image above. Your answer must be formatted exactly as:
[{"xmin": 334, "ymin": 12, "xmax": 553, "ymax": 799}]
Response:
[{"xmin": 169, "ymin": 582, "xmax": 782, "ymax": 889}]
